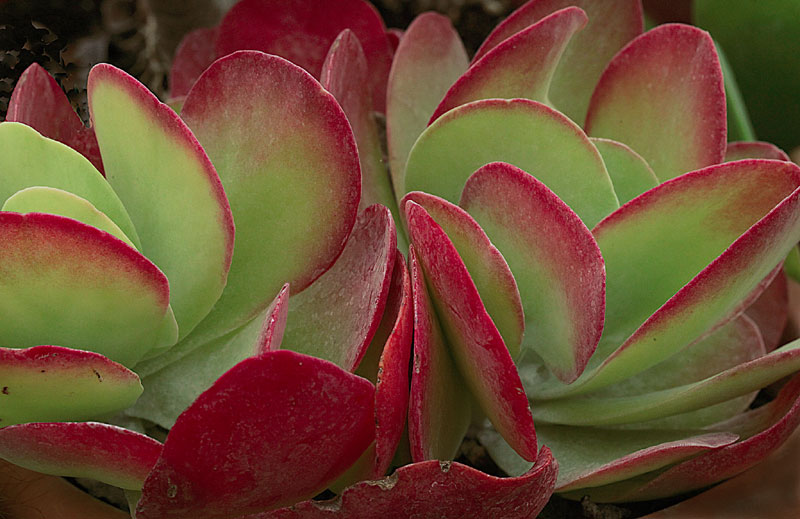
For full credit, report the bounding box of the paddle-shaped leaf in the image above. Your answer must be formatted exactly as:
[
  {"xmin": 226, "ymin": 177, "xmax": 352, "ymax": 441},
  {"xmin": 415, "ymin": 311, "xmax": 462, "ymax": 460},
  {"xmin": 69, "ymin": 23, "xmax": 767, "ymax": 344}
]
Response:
[
  {"xmin": 0, "ymin": 213, "xmax": 171, "ymax": 366},
  {"xmin": 165, "ymin": 51, "xmax": 359, "ymax": 367},
  {"xmin": 408, "ymin": 246, "xmax": 472, "ymax": 462},
  {"xmin": 7, "ymin": 63, "xmax": 103, "ymax": 172},
  {"xmin": 386, "ymin": 12, "xmax": 468, "ymax": 199},
  {"xmin": 283, "ymin": 205, "xmax": 396, "ymax": 371},
  {"xmin": 89, "ymin": 64, "xmax": 234, "ymax": 341},
  {"xmin": 534, "ymin": 339, "xmax": 800, "ymax": 426},
  {"xmin": 0, "ymin": 346, "xmax": 142, "ymax": 426},
  {"xmin": 403, "ymin": 191, "xmax": 524, "ymax": 359},
  {"xmin": 563, "ymin": 160, "xmax": 800, "ymax": 396},
  {"xmin": 406, "ymin": 201, "xmax": 538, "ymax": 461},
  {"xmin": 585, "ymin": 24, "xmax": 726, "ymax": 181},
  {"xmin": 460, "ymin": 162, "xmax": 604, "ymax": 383},
  {"xmin": 429, "ymin": 7, "xmax": 587, "ymax": 123},
  {"xmin": 370, "ymin": 251, "xmax": 413, "ymax": 477},
  {"xmin": 321, "ymin": 31, "xmax": 402, "ymax": 240},
  {"xmin": 255, "ymin": 451, "xmax": 557, "ymax": 519},
  {"xmin": 0, "ymin": 122, "xmax": 140, "ymax": 248},
  {"xmin": 404, "ymin": 98, "xmax": 618, "ymax": 228},
  {"xmin": 216, "ymin": 0, "xmax": 392, "ymax": 112},
  {"xmin": 0, "ymin": 422, "xmax": 161, "ymax": 490},
  {"xmin": 136, "ymin": 350, "xmax": 375, "ymax": 518},
  {"xmin": 473, "ymin": 0, "xmax": 643, "ymax": 125}
]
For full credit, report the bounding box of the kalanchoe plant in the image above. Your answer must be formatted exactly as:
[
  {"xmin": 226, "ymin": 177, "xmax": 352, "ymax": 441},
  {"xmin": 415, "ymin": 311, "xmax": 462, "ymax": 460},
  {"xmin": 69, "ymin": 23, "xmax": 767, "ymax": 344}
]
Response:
[{"xmin": 2, "ymin": 0, "xmax": 800, "ymax": 517}]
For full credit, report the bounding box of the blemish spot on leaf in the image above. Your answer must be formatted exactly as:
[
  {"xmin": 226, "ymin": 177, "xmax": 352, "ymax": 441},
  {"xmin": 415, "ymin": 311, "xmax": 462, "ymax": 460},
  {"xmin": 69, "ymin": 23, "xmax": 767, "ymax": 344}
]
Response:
[
  {"xmin": 439, "ymin": 460, "xmax": 452, "ymax": 473},
  {"xmin": 364, "ymin": 472, "xmax": 399, "ymax": 491},
  {"xmin": 311, "ymin": 496, "xmax": 342, "ymax": 512},
  {"xmin": 93, "ymin": 369, "xmax": 103, "ymax": 382},
  {"xmin": 1, "ymin": 387, "xmax": 8, "ymax": 395},
  {"xmin": 167, "ymin": 484, "xmax": 177, "ymax": 498}
]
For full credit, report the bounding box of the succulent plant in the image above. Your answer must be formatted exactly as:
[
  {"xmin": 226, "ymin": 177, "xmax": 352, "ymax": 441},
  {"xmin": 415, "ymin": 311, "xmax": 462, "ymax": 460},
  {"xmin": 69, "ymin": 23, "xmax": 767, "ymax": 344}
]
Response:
[{"xmin": 2, "ymin": 0, "xmax": 800, "ymax": 517}]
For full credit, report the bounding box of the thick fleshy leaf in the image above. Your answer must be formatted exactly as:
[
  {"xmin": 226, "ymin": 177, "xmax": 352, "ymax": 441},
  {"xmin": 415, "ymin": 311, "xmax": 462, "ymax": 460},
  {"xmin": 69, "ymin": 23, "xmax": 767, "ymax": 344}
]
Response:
[
  {"xmin": 216, "ymin": 0, "xmax": 392, "ymax": 112},
  {"xmin": 168, "ymin": 27, "xmax": 218, "ymax": 99},
  {"xmin": 0, "ymin": 122, "xmax": 139, "ymax": 248},
  {"xmin": 2, "ymin": 186, "xmax": 134, "ymax": 247},
  {"xmin": 403, "ymin": 191, "xmax": 524, "ymax": 359},
  {"xmin": 386, "ymin": 12, "xmax": 468, "ymax": 203},
  {"xmin": 591, "ymin": 138, "xmax": 658, "ymax": 205},
  {"xmin": 406, "ymin": 202, "xmax": 538, "ymax": 461},
  {"xmin": 745, "ymin": 272, "xmax": 788, "ymax": 352},
  {"xmin": 127, "ymin": 302, "xmax": 273, "ymax": 429},
  {"xmin": 7, "ymin": 63, "xmax": 104, "ymax": 172},
  {"xmin": 135, "ymin": 350, "xmax": 375, "ymax": 519},
  {"xmin": 558, "ymin": 160, "xmax": 800, "ymax": 396},
  {"xmin": 0, "ymin": 346, "xmax": 142, "ymax": 426},
  {"xmin": 404, "ymin": 98, "xmax": 618, "ymax": 228},
  {"xmin": 89, "ymin": 64, "xmax": 234, "ymax": 340},
  {"xmin": 592, "ymin": 316, "xmax": 764, "ymax": 429},
  {"xmin": 254, "ymin": 451, "xmax": 556, "ymax": 519},
  {"xmin": 620, "ymin": 373, "xmax": 800, "ymax": 502},
  {"xmin": 725, "ymin": 141, "xmax": 791, "ymax": 162},
  {"xmin": 473, "ymin": 0, "xmax": 643, "ymax": 125},
  {"xmin": 534, "ymin": 339, "xmax": 800, "ymax": 426},
  {"xmin": 0, "ymin": 213, "xmax": 171, "ymax": 366},
  {"xmin": 429, "ymin": 7, "xmax": 587, "ymax": 123},
  {"xmin": 460, "ymin": 162, "xmax": 604, "ymax": 383},
  {"xmin": 408, "ymin": 246, "xmax": 472, "ymax": 462},
  {"xmin": 370, "ymin": 252, "xmax": 413, "ymax": 477},
  {"xmin": 256, "ymin": 283, "xmax": 290, "ymax": 354},
  {"xmin": 585, "ymin": 24, "xmax": 726, "ymax": 181},
  {"xmin": 320, "ymin": 31, "xmax": 402, "ymax": 242},
  {"xmin": 551, "ymin": 430, "xmax": 737, "ymax": 492},
  {"xmin": 152, "ymin": 51, "xmax": 360, "ymax": 372},
  {"xmin": 0, "ymin": 422, "xmax": 161, "ymax": 490},
  {"xmin": 283, "ymin": 205, "xmax": 395, "ymax": 371}
]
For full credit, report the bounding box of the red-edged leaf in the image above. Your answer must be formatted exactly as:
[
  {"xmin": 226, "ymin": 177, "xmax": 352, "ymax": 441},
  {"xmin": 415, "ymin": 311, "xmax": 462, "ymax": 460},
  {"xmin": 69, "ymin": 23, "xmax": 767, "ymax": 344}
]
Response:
[
  {"xmin": 0, "ymin": 422, "xmax": 161, "ymax": 490},
  {"xmin": 746, "ymin": 272, "xmax": 789, "ymax": 352},
  {"xmin": 216, "ymin": 0, "xmax": 392, "ymax": 112},
  {"xmin": 371, "ymin": 252, "xmax": 413, "ymax": 478},
  {"xmin": 168, "ymin": 26, "xmax": 218, "ymax": 99},
  {"xmin": 386, "ymin": 12, "xmax": 468, "ymax": 201},
  {"xmin": 89, "ymin": 64, "xmax": 234, "ymax": 341},
  {"xmin": 725, "ymin": 141, "xmax": 792, "ymax": 162},
  {"xmin": 0, "ymin": 346, "xmax": 142, "ymax": 426},
  {"xmin": 586, "ymin": 24, "xmax": 726, "ymax": 181},
  {"xmin": 620, "ymin": 374, "xmax": 800, "ymax": 501},
  {"xmin": 473, "ymin": 0, "xmax": 643, "ymax": 125},
  {"xmin": 135, "ymin": 350, "xmax": 375, "ymax": 519},
  {"xmin": 146, "ymin": 51, "xmax": 361, "ymax": 374},
  {"xmin": 564, "ymin": 160, "xmax": 800, "ymax": 396},
  {"xmin": 254, "ymin": 449, "xmax": 556, "ymax": 519},
  {"xmin": 283, "ymin": 205, "xmax": 395, "ymax": 372},
  {"xmin": 408, "ymin": 246, "xmax": 472, "ymax": 462},
  {"xmin": 406, "ymin": 201, "xmax": 538, "ymax": 462},
  {"xmin": 0, "ymin": 213, "xmax": 170, "ymax": 367},
  {"xmin": 403, "ymin": 190, "xmax": 524, "ymax": 359},
  {"xmin": 404, "ymin": 98, "xmax": 618, "ymax": 228},
  {"xmin": 320, "ymin": 30, "xmax": 401, "ymax": 237},
  {"xmin": 429, "ymin": 7, "xmax": 587, "ymax": 123},
  {"xmin": 460, "ymin": 162, "xmax": 605, "ymax": 383},
  {"xmin": 256, "ymin": 283, "xmax": 290, "ymax": 354},
  {"xmin": 386, "ymin": 28, "xmax": 402, "ymax": 54},
  {"xmin": 7, "ymin": 63, "xmax": 104, "ymax": 173},
  {"xmin": 554, "ymin": 431, "xmax": 737, "ymax": 492}
]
